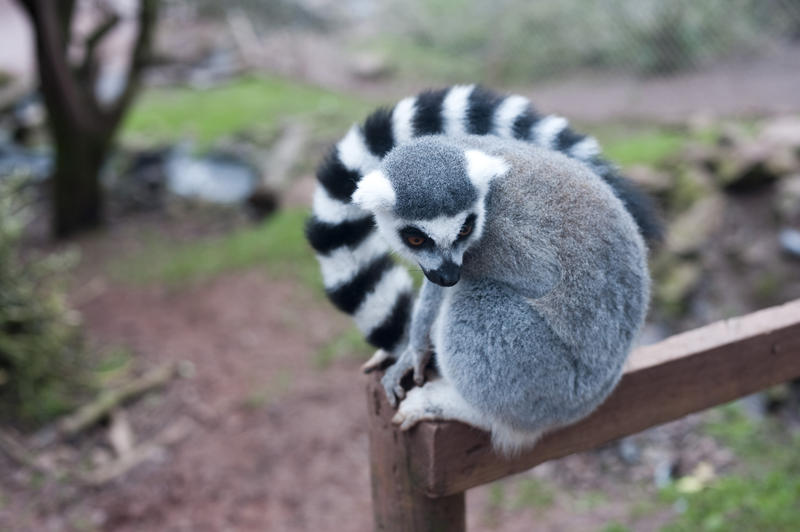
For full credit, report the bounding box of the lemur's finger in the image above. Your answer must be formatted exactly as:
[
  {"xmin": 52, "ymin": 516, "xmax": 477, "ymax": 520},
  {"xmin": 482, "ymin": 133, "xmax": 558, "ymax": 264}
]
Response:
[
  {"xmin": 381, "ymin": 377, "xmax": 397, "ymax": 407},
  {"xmin": 384, "ymin": 387, "xmax": 397, "ymax": 407},
  {"xmin": 391, "ymin": 411, "xmax": 405, "ymax": 426},
  {"xmin": 393, "ymin": 385, "xmax": 406, "ymax": 401},
  {"xmin": 413, "ymin": 364, "xmax": 425, "ymax": 385},
  {"xmin": 399, "ymin": 415, "xmax": 420, "ymax": 431}
]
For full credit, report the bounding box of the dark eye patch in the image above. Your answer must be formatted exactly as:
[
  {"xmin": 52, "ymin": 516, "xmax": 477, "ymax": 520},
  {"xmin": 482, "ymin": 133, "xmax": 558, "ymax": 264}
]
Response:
[
  {"xmin": 456, "ymin": 213, "xmax": 477, "ymax": 243},
  {"xmin": 399, "ymin": 226, "xmax": 434, "ymax": 249}
]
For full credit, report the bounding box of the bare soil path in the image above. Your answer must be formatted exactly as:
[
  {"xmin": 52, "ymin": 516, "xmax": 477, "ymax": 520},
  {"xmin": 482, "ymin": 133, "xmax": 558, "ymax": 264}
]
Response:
[{"xmin": 0, "ymin": 211, "xmax": 680, "ymax": 532}]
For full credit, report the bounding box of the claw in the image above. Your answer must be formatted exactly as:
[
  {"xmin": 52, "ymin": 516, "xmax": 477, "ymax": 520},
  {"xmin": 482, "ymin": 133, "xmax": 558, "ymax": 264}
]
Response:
[
  {"xmin": 399, "ymin": 416, "xmax": 419, "ymax": 431},
  {"xmin": 412, "ymin": 350, "xmax": 431, "ymax": 386},
  {"xmin": 384, "ymin": 387, "xmax": 397, "ymax": 408},
  {"xmin": 362, "ymin": 349, "xmax": 392, "ymax": 373},
  {"xmin": 393, "ymin": 385, "xmax": 405, "ymax": 401}
]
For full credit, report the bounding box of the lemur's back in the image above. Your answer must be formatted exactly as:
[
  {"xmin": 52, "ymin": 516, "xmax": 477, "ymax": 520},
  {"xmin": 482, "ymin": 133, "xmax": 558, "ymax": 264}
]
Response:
[
  {"xmin": 420, "ymin": 136, "xmax": 649, "ymax": 448},
  {"xmin": 455, "ymin": 135, "xmax": 650, "ymax": 352}
]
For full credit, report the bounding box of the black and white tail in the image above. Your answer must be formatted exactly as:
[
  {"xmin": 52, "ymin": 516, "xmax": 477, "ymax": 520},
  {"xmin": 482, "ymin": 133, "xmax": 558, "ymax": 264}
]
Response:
[{"xmin": 306, "ymin": 85, "xmax": 662, "ymax": 354}]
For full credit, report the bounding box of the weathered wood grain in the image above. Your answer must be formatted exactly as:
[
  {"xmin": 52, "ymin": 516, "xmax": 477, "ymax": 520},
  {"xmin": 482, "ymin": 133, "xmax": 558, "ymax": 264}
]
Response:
[
  {"xmin": 367, "ymin": 376, "xmax": 465, "ymax": 531},
  {"xmin": 380, "ymin": 299, "xmax": 800, "ymax": 497}
]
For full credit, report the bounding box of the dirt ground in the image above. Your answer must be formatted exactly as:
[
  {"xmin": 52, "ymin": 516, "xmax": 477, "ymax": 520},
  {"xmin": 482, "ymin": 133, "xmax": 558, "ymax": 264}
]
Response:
[{"xmin": 3, "ymin": 206, "xmax": 741, "ymax": 531}]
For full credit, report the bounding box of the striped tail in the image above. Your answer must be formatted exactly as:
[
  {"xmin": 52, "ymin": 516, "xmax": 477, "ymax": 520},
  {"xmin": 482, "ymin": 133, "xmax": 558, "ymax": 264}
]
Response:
[{"xmin": 306, "ymin": 85, "xmax": 662, "ymax": 354}]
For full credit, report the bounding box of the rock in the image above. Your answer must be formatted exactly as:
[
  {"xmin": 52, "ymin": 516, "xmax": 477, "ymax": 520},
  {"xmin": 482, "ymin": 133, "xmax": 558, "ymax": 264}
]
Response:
[
  {"xmin": 617, "ymin": 437, "xmax": 641, "ymax": 465},
  {"xmin": 760, "ymin": 116, "xmax": 800, "ymax": 151},
  {"xmin": 667, "ymin": 165, "xmax": 714, "ymax": 214},
  {"xmin": 717, "ymin": 123, "xmax": 751, "ymax": 148},
  {"xmin": 685, "ymin": 111, "xmax": 716, "ymax": 136},
  {"xmin": 774, "ymin": 174, "xmax": 800, "ymax": 221},
  {"xmin": 0, "ymin": 140, "xmax": 51, "ymax": 182},
  {"xmin": 666, "ymin": 194, "xmax": 725, "ymax": 256},
  {"xmin": 625, "ymin": 164, "xmax": 673, "ymax": 194},
  {"xmin": 779, "ymin": 227, "xmax": 800, "ymax": 258},
  {"xmin": 679, "ymin": 144, "xmax": 719, "ymax": 173},
  {"xmin": 715, "ymin": 142, "xmax": 778, "ymax": 191},
  {"xmin": 165, "ymin": 145, "xmax": 259, "ymax": 204},
  {"xmin": 655, "ymin": 260, "xmax": 703, "ymax": 316},
  {"xmin": 739, "ymin": 239, "xmax": 773, "ymax": 267},
  {"xmin": 106, "ymin": 149, "xmax": 170, "ymax": 213},
  {"xmin": 246, "ymin": 186, "xmax": 279, "ymax": 219},
  {"xmin": 765, "ymin": 144, "xmax": 799, "ymax": 177},
  {"xmin": 350, "ymin": 51, "xmax": 391, "ymax": 80}
]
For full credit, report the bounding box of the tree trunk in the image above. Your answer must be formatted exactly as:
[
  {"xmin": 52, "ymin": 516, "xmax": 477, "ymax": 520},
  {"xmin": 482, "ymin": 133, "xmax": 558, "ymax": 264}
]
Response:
[
  {"xmin": 15, "ymin": 0, "xmax": 157, "ymax": 239},
  {"xmin": 51, "ymin": 134, "xmax": 108, "ymax": 238}
]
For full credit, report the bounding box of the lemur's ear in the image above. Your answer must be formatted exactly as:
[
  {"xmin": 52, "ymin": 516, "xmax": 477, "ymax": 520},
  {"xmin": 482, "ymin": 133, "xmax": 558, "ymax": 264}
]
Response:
[
  {"xmin": 465, "ymin": 150, "xmax": 509, "ymax": 193},
  {"xmin": 352, "ymin": 170, "xmax": 396, "ymax": 212}
]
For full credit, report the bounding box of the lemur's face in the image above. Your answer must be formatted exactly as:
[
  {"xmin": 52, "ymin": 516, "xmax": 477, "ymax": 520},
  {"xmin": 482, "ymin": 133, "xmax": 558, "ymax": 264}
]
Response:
[
  {"xmin": 376, "ymin": 208, "xmax": 483, "ymax": 286},
  {"xmin": 352, "ymin": 140, "xmax": 508, "ymax": 287}
]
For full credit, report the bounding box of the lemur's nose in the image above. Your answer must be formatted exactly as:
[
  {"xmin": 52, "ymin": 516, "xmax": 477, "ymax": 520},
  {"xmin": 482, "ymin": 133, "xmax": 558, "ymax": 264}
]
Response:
[{"xmin": 424, "ymin": 261, "xmax": 461, "ymax": 287}]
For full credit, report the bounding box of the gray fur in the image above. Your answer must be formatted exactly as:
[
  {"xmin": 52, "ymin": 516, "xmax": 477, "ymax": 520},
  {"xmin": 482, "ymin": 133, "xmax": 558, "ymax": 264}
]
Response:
[
  {"xmin": 374, "ymin": 135, "xmax": 650, "ymax": 453},
  {"xmin": 382, "ymin": 137, "xmax": 477, "ymax": 220}
]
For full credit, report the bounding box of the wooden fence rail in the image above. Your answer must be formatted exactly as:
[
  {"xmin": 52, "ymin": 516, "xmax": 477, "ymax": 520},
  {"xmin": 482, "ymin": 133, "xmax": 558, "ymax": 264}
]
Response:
[{"xmin": 366, "ymin": 299, "xmax": 800, "ymax": 531}]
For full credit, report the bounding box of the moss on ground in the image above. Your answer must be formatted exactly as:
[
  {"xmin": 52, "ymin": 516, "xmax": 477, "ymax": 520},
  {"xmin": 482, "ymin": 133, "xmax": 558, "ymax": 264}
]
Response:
[
  {"xmin": 111, "ymin": 208, "xmax": 319, "ymax": 289},
  {"xmin": 123, "ymin": 76, "xmax": 371, "ymax": 148}
]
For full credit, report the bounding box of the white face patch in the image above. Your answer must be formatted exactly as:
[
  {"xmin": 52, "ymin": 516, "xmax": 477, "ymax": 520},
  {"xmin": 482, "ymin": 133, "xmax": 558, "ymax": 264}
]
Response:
[{"xmin": 415, "ymin": 212, "xmax": 470, "ymax": 248}]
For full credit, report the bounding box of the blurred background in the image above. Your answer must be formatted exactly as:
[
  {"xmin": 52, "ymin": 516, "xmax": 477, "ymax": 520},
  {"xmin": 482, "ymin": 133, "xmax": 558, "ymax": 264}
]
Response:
[{"xmin": 1, "ymin": 0, "xmax": 800, "ymax": 530}]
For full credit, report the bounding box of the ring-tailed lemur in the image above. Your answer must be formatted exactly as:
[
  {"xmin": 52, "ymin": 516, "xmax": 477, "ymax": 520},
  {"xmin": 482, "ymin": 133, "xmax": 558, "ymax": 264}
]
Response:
[{"xmin": 306, "ymin": 85, "xmax": 657, "ymax": 453}]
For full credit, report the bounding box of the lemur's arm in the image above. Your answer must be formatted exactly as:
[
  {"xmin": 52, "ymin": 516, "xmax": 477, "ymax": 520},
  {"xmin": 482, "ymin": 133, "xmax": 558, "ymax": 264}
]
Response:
[{"xmin": 381, "ymin": 280, "xmax": 446, "ymax": 407}]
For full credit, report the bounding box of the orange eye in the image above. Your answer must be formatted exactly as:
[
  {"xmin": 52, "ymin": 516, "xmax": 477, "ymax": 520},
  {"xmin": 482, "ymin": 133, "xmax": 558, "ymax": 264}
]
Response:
[
  {"xmin": 459, "ymin": 224, "xmax": 472, "ymax": 237},
  {"xmin": 406, "ymin": 235, "xmax": 426, "ymax": 247}
]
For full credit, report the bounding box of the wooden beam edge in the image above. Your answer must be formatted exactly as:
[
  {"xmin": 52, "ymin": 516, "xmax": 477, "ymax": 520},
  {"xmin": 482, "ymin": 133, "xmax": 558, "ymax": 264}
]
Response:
[{"xmin": 408, "ymin": 299, "xmax": 800, "ymax": 497}]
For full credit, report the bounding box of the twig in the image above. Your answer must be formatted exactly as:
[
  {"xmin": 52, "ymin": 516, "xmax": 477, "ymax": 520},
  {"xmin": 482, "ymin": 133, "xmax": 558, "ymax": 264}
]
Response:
[
  {"xmin": 0, "ymin": 430, "xmax": 57, "ymax": 475},
  {"xmin": 59, "ymin": 362, "xmax": 179, "ymax": 438},
  {"xmin": 78, "ymin": 13, "xmax": 121, "ymax": 87},
  {"xmin": 79, "ymin": 416, "xmax": 194, "ymax": 486},
  {"xmin": 0, "ymin": 417, "xmax": 195, "ymax": 486}
]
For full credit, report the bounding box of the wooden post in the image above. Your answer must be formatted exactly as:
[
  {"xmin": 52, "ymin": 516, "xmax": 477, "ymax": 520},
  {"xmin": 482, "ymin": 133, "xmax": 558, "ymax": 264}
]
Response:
[{"xmin": 366, "ymin": 376, "xmax": 465, "ymax": 532}]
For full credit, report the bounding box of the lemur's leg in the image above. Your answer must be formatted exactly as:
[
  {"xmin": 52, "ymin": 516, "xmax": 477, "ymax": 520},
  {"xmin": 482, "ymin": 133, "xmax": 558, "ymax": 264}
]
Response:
[
  {"xmin": 392, "ymin": 378, "xmax": 492, "ymax": 431},
  {"xmin": 381, "ymin": 280, "xmax": 446, "ymax": 406}
]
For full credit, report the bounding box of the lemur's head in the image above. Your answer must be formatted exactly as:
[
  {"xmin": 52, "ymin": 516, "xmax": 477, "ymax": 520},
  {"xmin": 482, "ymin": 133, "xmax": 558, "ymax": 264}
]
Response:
[{"xmin": 352, "ymin": 137, "xmax": 508, "ymax": 287}]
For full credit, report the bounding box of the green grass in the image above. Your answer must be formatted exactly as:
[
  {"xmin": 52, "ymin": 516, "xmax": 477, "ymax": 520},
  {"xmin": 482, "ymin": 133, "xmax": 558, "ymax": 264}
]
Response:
[
  {"xmin": 314, "ymin": 326, "xmax": 374, "ymax": 369},
  {"xmin": 599, "ymin": 524, "xmax": 631, "ymax": 532},
  {"xmin": 659, "ymin": 403, "xmax": 800, "ymax": 531},
  {"xmin": 512, "ymin": 477, "xmax": 555, "ymax": 510},
  {"xmin": 242, "ymin": 369, "xmax": 293, "ymax": 410},
  {"xmin": 123, "ymin": 76, "xmax": 371, "ymax": 147},
  {"xmin": 111, "ymin": 208, "xmax": 320, "ymax": 289},
  {"xmin": 585, "ymin": 124, "xmax": 688, "ymax": 168},
  {"xmin": 661, "ymin": 471, "xmax": 800, "ymax": 532}
]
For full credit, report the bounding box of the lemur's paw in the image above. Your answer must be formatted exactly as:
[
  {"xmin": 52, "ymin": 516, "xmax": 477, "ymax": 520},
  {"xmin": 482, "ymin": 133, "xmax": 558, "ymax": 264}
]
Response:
[
  {"xmin": 381, "ymin": 356, "xmax": 415, "ymax": 407},
  {"xmin": 361, "ymin": 349, "xmax": 392, "ymax": 374},
  {"xmin": 392, "ymin": 385, "xmax": 442, "ymax": 431}
]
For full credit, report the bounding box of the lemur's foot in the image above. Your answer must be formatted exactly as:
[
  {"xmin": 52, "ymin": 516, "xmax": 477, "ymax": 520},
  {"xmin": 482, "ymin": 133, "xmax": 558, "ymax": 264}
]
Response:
[
  {"xmin": 392, "ymin": 378, "xmax": 493, "ymax": 432},
  {"xmin": 361, "ymin": 349, "xmax": 392, "ymax": 374},
  {"xmin": 392, "ymin": 382, "xmax": 443, "ymax": 431}
]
